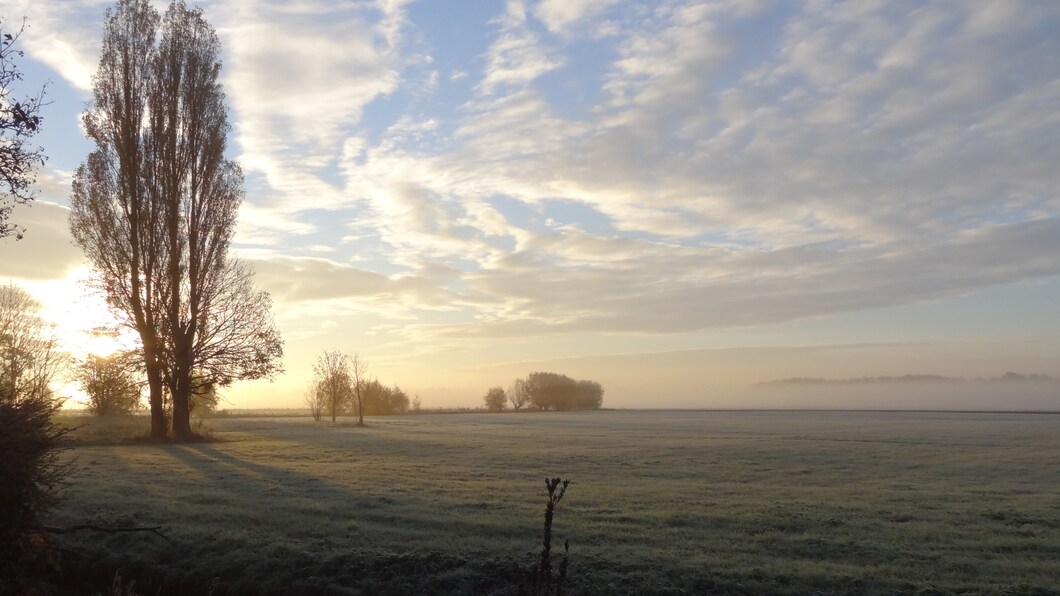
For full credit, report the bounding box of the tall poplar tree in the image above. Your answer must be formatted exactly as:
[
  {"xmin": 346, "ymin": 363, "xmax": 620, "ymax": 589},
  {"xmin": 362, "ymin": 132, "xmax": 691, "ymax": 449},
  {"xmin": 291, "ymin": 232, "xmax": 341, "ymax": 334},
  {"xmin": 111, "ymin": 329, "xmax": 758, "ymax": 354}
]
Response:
[
  {"xmin": 70, "ymin": 0, "xmax": 167, "ymax": 438},
  {"xmin": 71, "ymin": 0, "xmax": 282, "ymax": 440}
]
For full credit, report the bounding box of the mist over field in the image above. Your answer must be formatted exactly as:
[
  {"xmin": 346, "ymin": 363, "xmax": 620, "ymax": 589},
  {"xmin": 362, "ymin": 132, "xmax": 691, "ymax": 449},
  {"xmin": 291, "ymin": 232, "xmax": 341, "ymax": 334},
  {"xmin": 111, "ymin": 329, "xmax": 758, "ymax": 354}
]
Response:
[{"xmin": 748, "ymin": 377, "xmax": 1060, "ymax": 411}]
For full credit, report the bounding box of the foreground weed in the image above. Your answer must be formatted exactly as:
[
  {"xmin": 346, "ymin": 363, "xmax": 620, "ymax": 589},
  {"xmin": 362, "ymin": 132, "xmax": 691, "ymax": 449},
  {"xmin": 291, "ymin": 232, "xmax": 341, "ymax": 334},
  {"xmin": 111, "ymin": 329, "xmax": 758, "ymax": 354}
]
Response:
[{"xmin": 520, "ymin": 477, "xmax": 571, "ymax": 596}]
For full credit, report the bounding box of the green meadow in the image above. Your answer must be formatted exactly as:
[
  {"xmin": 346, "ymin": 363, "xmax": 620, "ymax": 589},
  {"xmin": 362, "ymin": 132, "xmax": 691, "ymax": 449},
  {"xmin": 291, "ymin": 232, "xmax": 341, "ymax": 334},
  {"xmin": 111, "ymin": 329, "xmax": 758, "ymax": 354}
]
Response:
[{"xmin": 51, "ymin": 411, "xmax": 1060, "ymax": 595}]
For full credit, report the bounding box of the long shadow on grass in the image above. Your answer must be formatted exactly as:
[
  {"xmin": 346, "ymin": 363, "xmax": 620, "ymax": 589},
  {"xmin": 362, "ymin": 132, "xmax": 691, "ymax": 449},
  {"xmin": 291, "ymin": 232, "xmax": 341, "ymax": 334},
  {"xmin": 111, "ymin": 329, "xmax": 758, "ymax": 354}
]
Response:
[
  {"xmin": 59, "ymin": 442, "xmax": 526, "ymax": 595},
  {"xmin": 121, "ymin": 443, "xmax": 527, "ymax": 593},
  {"xmin": 169, "ymin": 442, "xmax": 350, "ymax": 504},
  {"xmin": 163, "ymin": 443, "xmax": 508, "ymax": 543}
]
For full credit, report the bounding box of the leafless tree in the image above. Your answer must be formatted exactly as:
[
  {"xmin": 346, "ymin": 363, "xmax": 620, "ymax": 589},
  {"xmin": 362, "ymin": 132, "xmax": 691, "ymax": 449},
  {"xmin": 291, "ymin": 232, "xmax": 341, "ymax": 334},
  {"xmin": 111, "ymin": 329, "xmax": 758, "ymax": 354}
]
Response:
[
  {"xmin": 148, "ymin": 1, "xmax": 252, "ymax": 439},
  {"xmin": 71, "ymin": 0, "xmax": 281, "ymax": 440},
  {"xmin": 0, "ymin": 284, "xmax": 65, "ymax": 406},
  {"xmin": 304, "ymin": 380, "xmax": 325, "ymax": 422},
  {"xmin": 507, "ymin": 377, "xmax": 529, "ymax": 411},
  {"xmin": 313, "ymin": 350, "xmax": 352, "ymax": 423},
  {"xmin": 350, "ymin": 353, "xmax": 368, "ymax": 425},
  {"xmin": 77, "ymin": 351, "xmax": 143, "ymax": 415},
  {"xmin": 178, "ymin": 260, "xmax": 282, "ymax": 421},
  {"xmin": 0, "ymin": 17, "xmax": 46, "ymax": 240},
  {"xmin": 70, "ymin": 0, "xmax": 167, "ymax": 437}
]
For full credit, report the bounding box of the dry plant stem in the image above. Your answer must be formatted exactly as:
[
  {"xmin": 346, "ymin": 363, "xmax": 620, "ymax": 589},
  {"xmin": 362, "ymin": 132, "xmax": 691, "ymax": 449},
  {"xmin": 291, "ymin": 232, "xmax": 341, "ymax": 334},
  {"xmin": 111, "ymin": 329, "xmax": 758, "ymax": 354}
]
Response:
[
  {"xmin": 529, "ymin": 477, "xmax": 570, "ymax": 595},
  {"xmin": 539, "ymin": 478, "xmax": 568, "ymax": 578}
]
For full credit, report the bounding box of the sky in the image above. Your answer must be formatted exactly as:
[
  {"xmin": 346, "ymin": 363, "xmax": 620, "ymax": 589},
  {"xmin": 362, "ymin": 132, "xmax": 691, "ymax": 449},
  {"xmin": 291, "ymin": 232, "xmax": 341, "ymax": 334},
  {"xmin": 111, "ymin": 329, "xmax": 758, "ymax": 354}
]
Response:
[{"xmin": 1, "ymin": 0, "xmax": 1059, "ymax": 410}]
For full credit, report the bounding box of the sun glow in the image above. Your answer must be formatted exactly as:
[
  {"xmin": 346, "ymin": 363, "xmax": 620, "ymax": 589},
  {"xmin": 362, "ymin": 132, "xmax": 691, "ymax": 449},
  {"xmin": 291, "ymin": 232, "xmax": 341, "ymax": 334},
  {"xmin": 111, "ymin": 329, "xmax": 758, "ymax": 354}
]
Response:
[{"xmin": 18, "ymin": 267, "xmax": 134, "ymax": 359}]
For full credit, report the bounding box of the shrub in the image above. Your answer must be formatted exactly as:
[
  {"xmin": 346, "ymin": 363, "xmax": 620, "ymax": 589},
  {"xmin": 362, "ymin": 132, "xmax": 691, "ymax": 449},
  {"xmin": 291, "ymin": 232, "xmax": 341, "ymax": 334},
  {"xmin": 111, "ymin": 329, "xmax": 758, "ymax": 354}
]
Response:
[
  {"xmin": 0, "ymin": 396, "xmax": 69, "ymax": 588},
  {"xmin": 483, "ymin": 386, "xmax": 507, "ymax": 412},
  {"xmin": 77, "ymin": 352, "xmax": 143, "ymax": 416}
]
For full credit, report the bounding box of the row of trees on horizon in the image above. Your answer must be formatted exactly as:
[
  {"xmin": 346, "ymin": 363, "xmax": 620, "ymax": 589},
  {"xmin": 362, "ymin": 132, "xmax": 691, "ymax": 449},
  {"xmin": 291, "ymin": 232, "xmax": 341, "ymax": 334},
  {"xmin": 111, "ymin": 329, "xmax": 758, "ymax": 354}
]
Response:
[
  {"xmin": 484, "ymin": 372, "xmax": 605, "ymax": 412},
  {"xmin": 304, "ymin": 349, "xmax": 414, "ymax": 424}
]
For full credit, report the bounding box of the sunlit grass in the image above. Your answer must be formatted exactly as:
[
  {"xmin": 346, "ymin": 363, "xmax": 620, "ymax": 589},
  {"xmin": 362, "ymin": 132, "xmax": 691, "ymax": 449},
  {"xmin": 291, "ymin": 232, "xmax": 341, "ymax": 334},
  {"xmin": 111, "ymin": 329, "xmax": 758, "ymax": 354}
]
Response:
[{"xmin": 51, "ymin": 411, "xmax": 1060, "ymax": 594}]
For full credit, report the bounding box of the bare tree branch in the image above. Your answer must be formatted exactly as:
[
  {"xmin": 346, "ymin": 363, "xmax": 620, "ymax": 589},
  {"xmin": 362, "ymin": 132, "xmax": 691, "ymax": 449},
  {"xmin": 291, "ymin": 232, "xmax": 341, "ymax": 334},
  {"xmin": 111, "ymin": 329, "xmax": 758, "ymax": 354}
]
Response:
[{"xmin": 0, "ymin": 16, "xmax": 47, "ymax": 240}]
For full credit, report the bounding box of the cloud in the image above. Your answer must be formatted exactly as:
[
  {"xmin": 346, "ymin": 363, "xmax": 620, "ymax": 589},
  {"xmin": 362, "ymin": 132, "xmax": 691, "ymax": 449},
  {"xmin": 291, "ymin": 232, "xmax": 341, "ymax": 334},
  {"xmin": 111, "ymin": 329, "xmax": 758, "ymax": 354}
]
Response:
[
  {"xmin": 247, "ymin": 255, "xmax": 461, "ymax": 314},
  {"xmin": 533, "ymin": 0, "xmax": 621, "ymax": 36},
  {"xmin": 477, "ymin": 0, "xmax": 564, "ymax": 95},
  {"xmin": 5, "ymin": 0, "xmax": 103, "ymax": 91},
  {"xmin": 408, "ymin": 216, "xmax": 1060, "ymax": 338},
  {"xmin": 211, "ymin": 0, "xmax": 405, "ymax": 209},
  {"xmin": 0, "ymin": 201, "xmax": 83, "ymax": 281},
  {"xmin": 313, "ymin": 1, "xmax": 1060, "ymax": 340},
  {"xmin": 14, "ymin": 0, "xmax": 1060, "ymax": 348}
]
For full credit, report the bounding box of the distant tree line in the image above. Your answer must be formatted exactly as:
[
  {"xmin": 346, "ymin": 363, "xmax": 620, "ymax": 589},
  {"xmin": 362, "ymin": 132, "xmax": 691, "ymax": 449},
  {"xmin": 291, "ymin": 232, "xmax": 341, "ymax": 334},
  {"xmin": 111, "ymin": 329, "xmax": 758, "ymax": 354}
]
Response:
[
  {"xmin": 305, "ymin": 350, "xmax": 409, "ymax": 423},
  {"xmin": 755, "ymin": 372, "xmax": 1060, "ymax": 387},
  {"xmin": 484, "ymin": 371, "xmax": 604, "ymax": 412}
]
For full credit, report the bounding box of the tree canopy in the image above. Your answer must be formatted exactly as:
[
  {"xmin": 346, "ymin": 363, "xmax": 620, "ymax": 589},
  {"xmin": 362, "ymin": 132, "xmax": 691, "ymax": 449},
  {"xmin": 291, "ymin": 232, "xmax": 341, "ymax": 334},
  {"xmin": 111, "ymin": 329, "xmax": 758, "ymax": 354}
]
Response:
[{"xmin": 495, "ymin": 372, "xmax": 604, "ymax": 412}]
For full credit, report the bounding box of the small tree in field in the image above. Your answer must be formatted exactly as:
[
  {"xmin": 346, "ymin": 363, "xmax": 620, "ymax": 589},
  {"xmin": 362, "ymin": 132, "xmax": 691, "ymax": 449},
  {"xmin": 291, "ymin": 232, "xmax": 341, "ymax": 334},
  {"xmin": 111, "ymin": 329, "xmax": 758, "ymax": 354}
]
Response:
[
  {"xmin": 312, "ymin": 350, "xmax": 352, "ymax": 422},
  {"xmin": 574, "ymin": 380, "xmax": 604, "ymax": 410},
  {"xmin": 518, "ymin": 372, "xmax": 605, "ymax": 411},
  {"xmin": 77, "ymin": 352, "xmax": 143, "ymax": 415},
  {"xmin": 508, "ymin": 377, "xmax": 529, "ymax": 411},
  {"xmin": 349, "ymin": 353, "xmax": 368, "ymax": 425},
  {"xmin": 484, "ymin": 386, "xmax": 507, "ymax": 412},
  {"xmin": 305, "ymin": 381, "xmax": 325, "ymax": 422},
  {"xmin": 360, "ymin": 379, "xmax": 410, "ymax": 415},
  {"xmin": 526, "ymin": 372, "xmax": 578, "ymax": 411}
]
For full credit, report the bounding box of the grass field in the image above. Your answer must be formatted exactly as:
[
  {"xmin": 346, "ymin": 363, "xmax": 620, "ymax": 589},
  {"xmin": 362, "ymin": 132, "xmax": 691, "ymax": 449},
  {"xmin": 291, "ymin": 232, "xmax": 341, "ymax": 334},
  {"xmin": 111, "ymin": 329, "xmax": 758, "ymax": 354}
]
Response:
[{"xmin": 50, "ymin": 410, "xmax": 1060, "ymax": 595}]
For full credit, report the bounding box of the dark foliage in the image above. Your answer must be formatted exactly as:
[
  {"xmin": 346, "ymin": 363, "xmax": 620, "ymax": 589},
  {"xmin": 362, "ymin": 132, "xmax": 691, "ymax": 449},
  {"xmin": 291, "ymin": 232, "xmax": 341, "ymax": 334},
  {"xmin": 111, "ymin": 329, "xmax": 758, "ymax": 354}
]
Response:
[{"xmin": 0, "ymin": 396, "xmax": 69, "ymax": 591}]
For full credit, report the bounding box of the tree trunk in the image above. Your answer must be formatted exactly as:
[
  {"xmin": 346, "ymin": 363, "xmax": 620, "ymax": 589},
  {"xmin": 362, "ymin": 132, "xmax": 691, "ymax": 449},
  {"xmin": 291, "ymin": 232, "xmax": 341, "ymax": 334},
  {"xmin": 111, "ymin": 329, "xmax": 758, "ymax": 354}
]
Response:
[
  {"xmin": 141, "ymin": 332, "xmax": 168, "ymax": 439},
  {"xmin": 147, "ymin": 366, "xmax": 167, "ymax": 440},
  {"xmin": 170, "ymin": 335, "xmax": 194, "ymax": 440},
  {"xmin": 171, "ymin": 388, "xmax": 191, "ymax": 439}
]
